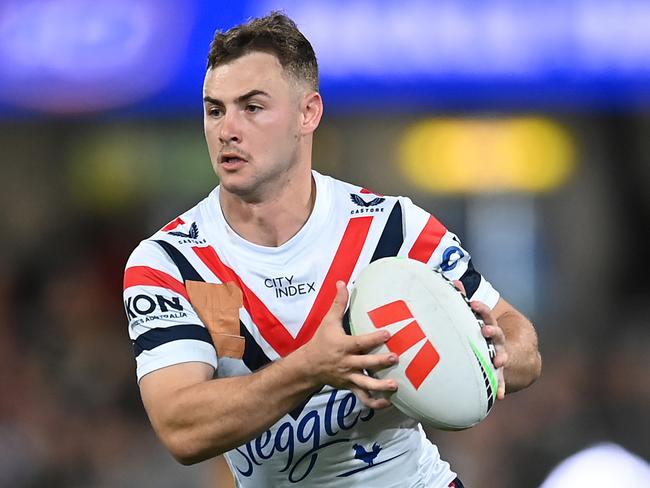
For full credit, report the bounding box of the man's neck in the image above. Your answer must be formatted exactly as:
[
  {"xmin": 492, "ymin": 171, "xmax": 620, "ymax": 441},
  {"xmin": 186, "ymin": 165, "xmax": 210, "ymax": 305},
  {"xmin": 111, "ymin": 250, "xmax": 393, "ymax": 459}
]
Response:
[{"xmin": 219, "ymin": 171, "xmax": 316, "ymax": 247}]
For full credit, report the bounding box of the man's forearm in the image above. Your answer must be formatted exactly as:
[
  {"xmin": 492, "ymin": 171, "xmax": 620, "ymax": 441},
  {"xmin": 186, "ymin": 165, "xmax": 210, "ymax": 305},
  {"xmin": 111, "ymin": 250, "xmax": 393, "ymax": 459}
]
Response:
[{"xmin": 144, "ymin": 347, "xmax": 319, "ymax": 465}]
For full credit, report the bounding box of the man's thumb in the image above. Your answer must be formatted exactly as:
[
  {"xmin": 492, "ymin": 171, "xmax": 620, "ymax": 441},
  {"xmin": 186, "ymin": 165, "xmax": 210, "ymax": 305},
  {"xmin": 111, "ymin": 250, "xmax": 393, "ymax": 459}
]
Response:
[{"xmin": 327, "ymin": 280, "xmax": 349, "ymax": 320}]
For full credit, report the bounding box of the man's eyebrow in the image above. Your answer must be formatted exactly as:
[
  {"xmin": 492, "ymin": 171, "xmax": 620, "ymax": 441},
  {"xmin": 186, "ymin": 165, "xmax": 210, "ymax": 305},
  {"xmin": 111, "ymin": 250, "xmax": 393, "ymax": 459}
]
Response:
[
  {"xmin": 203, "ymin": 95, "xmax": 223, "ymax": 106},
  {"xmin": 203, "ymin": 90, "xmax": 270, "ymax": 106}
]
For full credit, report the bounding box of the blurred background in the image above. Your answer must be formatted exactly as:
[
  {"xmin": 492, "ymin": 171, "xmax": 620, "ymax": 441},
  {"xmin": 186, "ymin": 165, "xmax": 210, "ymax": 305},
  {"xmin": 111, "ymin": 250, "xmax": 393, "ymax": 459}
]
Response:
[{"xmin": 1, "ymin": 0, "xmax": 649, "ymax": 486}]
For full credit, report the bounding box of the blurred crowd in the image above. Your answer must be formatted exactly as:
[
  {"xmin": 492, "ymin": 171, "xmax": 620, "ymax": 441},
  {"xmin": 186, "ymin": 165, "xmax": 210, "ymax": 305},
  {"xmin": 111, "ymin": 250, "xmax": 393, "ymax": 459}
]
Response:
[{"xmin": 1, "ymin": 216, "xmax": 196, "ymax": 486}]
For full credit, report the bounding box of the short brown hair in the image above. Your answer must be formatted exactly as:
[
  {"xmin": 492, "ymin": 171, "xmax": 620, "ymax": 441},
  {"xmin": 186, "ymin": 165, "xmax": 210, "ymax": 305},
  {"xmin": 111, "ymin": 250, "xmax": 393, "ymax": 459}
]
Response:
[{"xmin": 207, "ymin": 12, "xmax": 319, "ymax": 91}]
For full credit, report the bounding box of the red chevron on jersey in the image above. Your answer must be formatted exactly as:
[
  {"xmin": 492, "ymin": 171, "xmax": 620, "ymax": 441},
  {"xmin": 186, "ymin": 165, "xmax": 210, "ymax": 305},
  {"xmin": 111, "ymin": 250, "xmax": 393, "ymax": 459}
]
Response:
[
  {"xmin": 124, "ymin": 266, "xmax": 189, "ymax": 300},
  {"xmin": 295, "ymin": 216, "xmax": 373, "ymax": 346},
  {"xmin": 408, "ymin": 215, "xmax": 447, "ymax": 263},
  {"xmin": 192, "ymin": 245, "xmax": 296, "ymax": 356},
  {"xmin": 192, "ymin": 216, "xmax": 374, "ymax": 356},
  {"xmin": 360, "ymin": 187, "xmax": 384, "ymax": 196},
  {"xmin": 161, "ymin": 216, "xmax": 185, "ymax": 232}
]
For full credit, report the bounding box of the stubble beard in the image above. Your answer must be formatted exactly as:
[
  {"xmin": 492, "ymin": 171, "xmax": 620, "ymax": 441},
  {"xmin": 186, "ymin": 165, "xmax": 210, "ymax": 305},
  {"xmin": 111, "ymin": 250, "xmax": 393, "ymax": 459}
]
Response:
[{"xmin": 218, "ymin": 144, "xmax": 301, "ymax": 204}]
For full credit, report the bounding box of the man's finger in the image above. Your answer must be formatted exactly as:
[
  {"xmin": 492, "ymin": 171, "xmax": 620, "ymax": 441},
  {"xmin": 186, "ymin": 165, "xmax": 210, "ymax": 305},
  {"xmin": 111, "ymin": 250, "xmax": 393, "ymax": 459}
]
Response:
[
  {"xmin": 350, "ymin": 329, "xmax": 390, "ymax": 353},
  {"xmin": 481, "ymin": 326, "xmax": 508, "ymax": 367},
  {"xmin": 352, "ymin": 387, "xmax": 393, "ymax": 410},
  {"xmin": 348, "ymin": 372, "xmax": 398, "ymax": 393},
  {"xmin": 325, "ymin": 280, "xmax": 349, "ymax": 321},
  {"xmin": 481, "ymin": 324, "xmax": 505, "ymax": 342},
  {"xmin": 349, "ymin": 351, "xmax": 397, "ymax": 371},
  {"xmin": 481, "ymin": 325, "xmax": 506, "ymax": 348},
  {"xmin": 496, "ymin": 368, "xmax": 506, "ymax": 400},
  {"xmin": 470, "ymin": 300, "xmax": 496, "ymax": 325}
]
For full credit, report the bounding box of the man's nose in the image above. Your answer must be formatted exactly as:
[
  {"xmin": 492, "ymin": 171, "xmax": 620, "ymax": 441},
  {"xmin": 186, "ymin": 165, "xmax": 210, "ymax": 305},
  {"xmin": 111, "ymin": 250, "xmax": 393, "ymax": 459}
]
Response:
[{"xmin": 219, "ymin": 110, "xmax": 242, "ymax": 144}]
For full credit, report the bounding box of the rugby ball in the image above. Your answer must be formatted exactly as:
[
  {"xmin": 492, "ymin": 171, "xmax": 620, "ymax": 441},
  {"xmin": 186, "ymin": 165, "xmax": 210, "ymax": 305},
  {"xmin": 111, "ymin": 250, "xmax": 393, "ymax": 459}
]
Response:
[{"xmin": 349, "ymin": 257, "xmax": 498, "ymax": 430}]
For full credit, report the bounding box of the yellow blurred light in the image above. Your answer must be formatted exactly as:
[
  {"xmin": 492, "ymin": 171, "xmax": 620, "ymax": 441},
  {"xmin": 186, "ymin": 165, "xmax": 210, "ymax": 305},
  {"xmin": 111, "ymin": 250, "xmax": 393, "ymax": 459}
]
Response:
[{"xmin": 397, "ymin": 117, "xmax": 576, "ymax": 194}]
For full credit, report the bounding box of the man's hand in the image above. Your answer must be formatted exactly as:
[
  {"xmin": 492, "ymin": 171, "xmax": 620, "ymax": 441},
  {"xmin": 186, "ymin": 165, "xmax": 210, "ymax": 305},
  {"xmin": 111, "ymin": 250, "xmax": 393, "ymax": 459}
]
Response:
[
  {"xmin": 452, "ymin": 280, "xmax": 507, "ymax": 400},
  {"xmin": 453, "ymin": 280, "xmax": 540, "ymax": 399},
  {"xmin": 301, "ymin": 280, "xmax": 399, "ymax": 410},
  {"xmin": 470, "ymin": 300, "xmax": 508, "ymax": 400}
]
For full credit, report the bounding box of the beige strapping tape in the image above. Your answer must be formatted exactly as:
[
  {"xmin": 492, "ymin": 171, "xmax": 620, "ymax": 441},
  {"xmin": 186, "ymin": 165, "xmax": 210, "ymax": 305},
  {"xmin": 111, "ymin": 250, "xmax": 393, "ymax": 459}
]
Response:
[{"xmin": 185, "ymin": 280, "xmax": 245, "ymax": 359}]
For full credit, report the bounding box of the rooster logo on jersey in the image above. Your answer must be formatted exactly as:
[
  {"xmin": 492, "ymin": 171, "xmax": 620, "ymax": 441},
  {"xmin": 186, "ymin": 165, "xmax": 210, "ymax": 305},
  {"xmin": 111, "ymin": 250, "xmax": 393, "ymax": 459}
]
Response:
[{"xmin": 353, "ymin": 443, "xmax": 382, "ymax": 466}]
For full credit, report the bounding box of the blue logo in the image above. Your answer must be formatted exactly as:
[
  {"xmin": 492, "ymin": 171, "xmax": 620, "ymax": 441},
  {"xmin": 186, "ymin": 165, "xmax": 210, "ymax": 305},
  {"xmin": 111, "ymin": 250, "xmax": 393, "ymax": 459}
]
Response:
[
  {"xmin": 441, "ymin": 246, "xmax": 465, "ymax": 271},
  {"xmin": 353, "ymin": 442, "xmax": 382, "ymax": 466},
  {"xmin": 168, "ymin": 221, "xmax": 199, "ymax": 239},
  {"xmin": 230, "ymin": 389, "xmax": 375, "ymax": 483},
  {"xmin": 350, "ymin": 194, "xmax": 385, "ymax": 207},
  {"xmin": 337, "ymin": 443, "xmax": 409, "ymax": 478}
]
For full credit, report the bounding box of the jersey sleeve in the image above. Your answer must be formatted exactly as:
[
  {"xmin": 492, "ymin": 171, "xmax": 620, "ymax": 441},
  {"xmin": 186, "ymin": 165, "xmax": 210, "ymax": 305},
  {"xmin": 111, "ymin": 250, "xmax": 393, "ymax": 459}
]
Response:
[
  {"xmin": 399, "ymin": 197, "xmax": 500, "ymax": 308},
  {"xmin": 123, "ymin": 240, "xmax": 217, "ymax": 381}
]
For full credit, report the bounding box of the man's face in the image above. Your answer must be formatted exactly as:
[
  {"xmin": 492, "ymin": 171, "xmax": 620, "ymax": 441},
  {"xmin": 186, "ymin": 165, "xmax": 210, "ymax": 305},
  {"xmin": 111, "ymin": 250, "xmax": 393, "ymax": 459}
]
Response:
[{"xmin": 203, "ymin": 51, "xmax": 305, "ymax": 201}]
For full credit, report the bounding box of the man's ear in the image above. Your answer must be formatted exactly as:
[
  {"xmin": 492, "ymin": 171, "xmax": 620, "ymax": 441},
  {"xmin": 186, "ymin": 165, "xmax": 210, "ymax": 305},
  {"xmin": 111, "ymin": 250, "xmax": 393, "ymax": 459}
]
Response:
[{"xmin": 299, "ymin": 91, "xmax": 323, "ymax": 135}]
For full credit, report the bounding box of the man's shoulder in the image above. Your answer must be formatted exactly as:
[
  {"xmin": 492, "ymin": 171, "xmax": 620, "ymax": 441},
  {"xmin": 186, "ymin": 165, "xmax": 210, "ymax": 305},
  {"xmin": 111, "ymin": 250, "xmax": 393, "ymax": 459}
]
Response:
[
  {"xmin": 318, "ymin": 172, "xmax": 404, "ymax": 208},
  {"xmin": 126, "ymin": 190, "xmax": 216, "ymax": 265},
  {"xmin": 319, "ymin": 173, "xmax": 446, "ymax": 239}
]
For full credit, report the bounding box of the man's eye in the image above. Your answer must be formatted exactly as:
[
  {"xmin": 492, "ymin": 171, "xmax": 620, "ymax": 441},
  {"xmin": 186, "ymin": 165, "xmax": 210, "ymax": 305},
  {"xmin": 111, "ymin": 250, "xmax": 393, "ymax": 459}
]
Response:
[
  {"xmin": 208, "ymin": 107, "xmax": 223, "ymax": 117},
  {"xmin": 245, "ymin": 105, "xmax": 261, "ymax": 113}
]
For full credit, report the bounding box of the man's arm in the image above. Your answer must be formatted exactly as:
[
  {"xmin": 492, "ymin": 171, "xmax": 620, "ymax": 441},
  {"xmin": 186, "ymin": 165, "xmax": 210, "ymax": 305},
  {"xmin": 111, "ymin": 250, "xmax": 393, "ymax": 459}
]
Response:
[
  {"xmin": 139, "ymin": 281, "xmax": 398, "ymax": 465},
  {"xmin": 471, "ymin": 297, "xmax": 542, "ymax": 399}
]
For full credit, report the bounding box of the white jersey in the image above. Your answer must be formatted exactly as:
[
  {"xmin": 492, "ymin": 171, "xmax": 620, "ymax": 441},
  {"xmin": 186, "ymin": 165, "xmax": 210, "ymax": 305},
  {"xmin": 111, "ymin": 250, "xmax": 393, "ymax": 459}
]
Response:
[{"xmin": 124, "ymin": 171, "xmax": 499, "ymax": 487}]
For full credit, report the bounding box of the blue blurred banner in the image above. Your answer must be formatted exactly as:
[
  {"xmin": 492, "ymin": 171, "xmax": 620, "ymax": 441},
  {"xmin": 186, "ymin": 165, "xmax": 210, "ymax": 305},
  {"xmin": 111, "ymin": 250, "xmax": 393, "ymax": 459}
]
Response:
[{"xmin": 1, "ymin": 0, "xmax": 650, "ymax": 117}]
